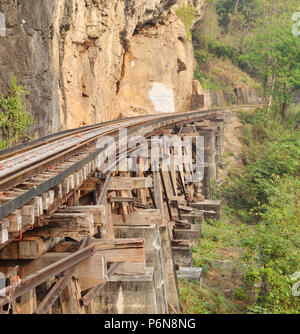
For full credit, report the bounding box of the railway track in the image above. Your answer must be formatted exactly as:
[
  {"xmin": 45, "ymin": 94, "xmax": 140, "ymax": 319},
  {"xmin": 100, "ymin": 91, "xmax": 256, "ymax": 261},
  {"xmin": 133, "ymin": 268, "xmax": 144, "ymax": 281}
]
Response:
[{"xmin": 0, "ymin": 105, "xmax": 256, "ymax": 240}]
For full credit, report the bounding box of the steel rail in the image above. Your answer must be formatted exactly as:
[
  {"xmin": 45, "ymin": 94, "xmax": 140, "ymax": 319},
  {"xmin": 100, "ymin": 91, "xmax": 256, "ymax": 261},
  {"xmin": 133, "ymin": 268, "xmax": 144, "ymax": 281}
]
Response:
[
  {"xmin": 0, "ymin": 105, "xmax": 257, "ymax": 161},
  {"xmin": 0, "ymin": 114, "xmax": 156, "ymax": 160},
  {"xmin": 0, "ymin": 118, "xmax": 160, "ymax": 191},
  {"xmin": 0, "ymin": 115, "xmax": 161, "ymax": 185}
]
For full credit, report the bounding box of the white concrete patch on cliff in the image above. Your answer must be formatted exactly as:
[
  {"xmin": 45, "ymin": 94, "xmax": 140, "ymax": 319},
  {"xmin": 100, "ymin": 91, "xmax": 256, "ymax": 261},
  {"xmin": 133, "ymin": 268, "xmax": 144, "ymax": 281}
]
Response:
[
  {"xmin": 0, "ymin": 12, "xmax": 6, "ymax": 37},
  {"xmin": 148, "ymin": 82, "xmax": 175, "ymax": 113}
]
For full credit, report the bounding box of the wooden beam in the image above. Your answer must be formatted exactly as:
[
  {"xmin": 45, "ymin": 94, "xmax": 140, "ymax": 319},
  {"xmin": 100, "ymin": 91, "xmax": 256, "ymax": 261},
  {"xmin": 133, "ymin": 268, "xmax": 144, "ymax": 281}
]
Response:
[
  {"xmin": 109, "ymin": 197, "xmax": 137, "ymax": 203},
  {"xmin": 174, "ymin": 220, "xmax": 191, "ymax": 230},
  {"xmin": 56, "ymin": 206, "xmax": 106, "ymax": 229},
  {"xmin": 0, "ymin": 237, "xmax": 64, "ymax": 260},
  {"xmin": 169, "ymin": 196, "xmax": 187, "ymax": 206},
  {"xmin": 20, "ymin": 253, "xmax": 71, "ymax": 277},
  {"xmin": 104, "ymin": 200, "xmax": 114, "ymax": 239},
  {"xmin": 137, "ymin": 158, "xmax": 147, "ymax": 205},
  {"xmin": 83, "ymin": 177, "xmax": 153, "ymax": 191},
  {"xmin": 112, "ymin": 210, "xmax": 161, "ymax": 226},
  {"xmin": 90, "ymin": 238, "xmax": 145, "ymax": 264},
  {"xmin": 160, "ymin": 171, "xmax": 174, "ymax": 221},
  {"xmin": 178, "ymin": 204, "xmax": 194, "ymax": 212},
  {"xmin": 29, "ymin": 213, "xmax": 95, "ymax": 239},
  {"xmin": 171, "ymin": 240, "xmax": 191, "ymax": 248}
]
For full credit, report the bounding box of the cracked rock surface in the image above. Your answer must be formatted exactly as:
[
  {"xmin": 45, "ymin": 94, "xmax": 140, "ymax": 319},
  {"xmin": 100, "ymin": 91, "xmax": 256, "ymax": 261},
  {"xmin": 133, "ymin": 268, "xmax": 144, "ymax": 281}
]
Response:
[{"xmin": 0, "ymin": 0, "xmax": 204, "ymax": 136}]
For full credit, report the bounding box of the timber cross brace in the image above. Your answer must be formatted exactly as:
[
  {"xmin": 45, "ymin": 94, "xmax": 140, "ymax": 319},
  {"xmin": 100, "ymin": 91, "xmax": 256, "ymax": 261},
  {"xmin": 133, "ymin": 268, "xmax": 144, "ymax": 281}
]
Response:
[{"xmin": 0, "ymin": 106, "xmax": 253, "ymax": 314}]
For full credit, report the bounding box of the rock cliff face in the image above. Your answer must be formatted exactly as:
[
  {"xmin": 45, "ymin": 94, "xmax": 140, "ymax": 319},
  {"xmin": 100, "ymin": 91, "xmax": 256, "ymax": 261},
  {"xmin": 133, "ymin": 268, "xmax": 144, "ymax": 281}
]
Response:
[
  {"xmin": 116, "ymin": 13, "xmax": 194, "ymax": 117},
  {"xmin": 0, "ymin": 0, "xmax": 204, "ymax": 137}
]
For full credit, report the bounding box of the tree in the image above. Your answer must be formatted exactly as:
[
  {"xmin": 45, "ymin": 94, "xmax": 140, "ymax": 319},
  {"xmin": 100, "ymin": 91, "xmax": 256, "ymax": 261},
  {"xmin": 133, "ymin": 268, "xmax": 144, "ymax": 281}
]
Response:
[{"xmin": 243, "ymin": 22, "xmax": 300, "ymax": 120}]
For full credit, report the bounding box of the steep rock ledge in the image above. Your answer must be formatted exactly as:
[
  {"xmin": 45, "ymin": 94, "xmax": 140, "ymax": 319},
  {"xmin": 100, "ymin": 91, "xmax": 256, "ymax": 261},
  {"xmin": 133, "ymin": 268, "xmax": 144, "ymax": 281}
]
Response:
[
  {"xmin": 116, "ymin": 13, "xmax": 195, "ymax": 117},
  {"xmin": 0, "ymin": 0, "xmax": 204, "ymax": 137}
]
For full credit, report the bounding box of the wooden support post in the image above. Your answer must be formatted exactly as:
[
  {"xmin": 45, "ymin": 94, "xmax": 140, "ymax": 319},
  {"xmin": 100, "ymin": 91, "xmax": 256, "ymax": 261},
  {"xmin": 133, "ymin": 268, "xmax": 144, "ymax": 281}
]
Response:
[
  {"xmin": 153, "ymin": 171, "xmax": 165, "ymax": 222},
  {"xmin": 160, "ymin": 171, "xmax": 174, "ymax": 221},
  {"xmin": 137, "ymin": 157, "xmax": 147, "ymax": 205},
  {"xmin": 105, "ymin": 200, "xmax": 115, "ymax": 239}
]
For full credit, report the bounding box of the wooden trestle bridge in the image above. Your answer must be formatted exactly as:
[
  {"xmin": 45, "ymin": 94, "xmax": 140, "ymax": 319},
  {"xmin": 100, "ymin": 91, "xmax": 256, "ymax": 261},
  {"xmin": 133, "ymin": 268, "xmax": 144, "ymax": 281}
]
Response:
[{"xmin": 0, "ymin": 106, "xmax": 249, "ymax": 314}]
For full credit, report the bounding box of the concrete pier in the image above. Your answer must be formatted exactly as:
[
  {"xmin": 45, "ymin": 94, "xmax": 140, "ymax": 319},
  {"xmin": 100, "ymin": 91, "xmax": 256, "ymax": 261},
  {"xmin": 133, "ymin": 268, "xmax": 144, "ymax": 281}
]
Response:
[
  {"xmin": 114, "ymin": 224, "xmax": 168, "ymax": 314},
  {"xmin": 159, "ymin": 224, "xmax": 181, "ymax": 313},
  {"xmin": 189, "ymin": 200, "xmax": 221, "ymax": 220},
  {"xmin": 172, "ymin": 240, "xmax": 193, "ymax": 268},
  {"xmin": 93, "ymin": 268, "xmax": 159, "ymax": 314},
  {"xmin": 179, "ymin": 210, "xmax": 204, "ymax": 225},
  {"xmin": 174, "ymin": 224, "xmax": 202, "ymax": 243},
  {"xmin": 177, "ymin": 267, "xmax": 203, "ymax": 288}
]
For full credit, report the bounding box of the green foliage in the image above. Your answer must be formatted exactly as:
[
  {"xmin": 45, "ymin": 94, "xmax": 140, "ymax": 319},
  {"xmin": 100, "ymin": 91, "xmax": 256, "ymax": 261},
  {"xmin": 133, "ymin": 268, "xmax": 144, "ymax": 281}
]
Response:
[
  {"xmin": 179, "ymin": 279, "xmax": 230, "ymax": 314},
  {"xmin": 176, "ymin": 4, "xmax": 197, "ymax": 41},
  {"xmin": 179, "ymin": 207, "xmax": 254, "ymax": 314},
  {"xmin": 187, "ymin": 0, "xmax": 300, "ymax": 314},
  {"xmin": 242, "ymin": 22, "xmax": 300, "ymax": 119},
  {"xmin": 220, "ymin": 108, "xmax": 300, "ymax": 313},
  {"xmin": 194, "ymin": 49, "xmax": 211, "ymax": 65},
  {"xmin": 0, "ymin": 75, "xmax": 33, "ymax": 149},
  {"xmin": 194, "ymin": 64, "xmax": 219, "ymax": 91},
  {"xmin": 191, "ymin": 0, "xmax": 256, "ymax": 101},
  {"xmin": 234, "ymin": 288, "xmax": 250, "ymax": 302},
  {"xmin": 222, "ymin": 108, "xmax": 300, "ymax": 215},
  {"xmin": 194, "ymin": 34, "xmax": 244, "ymax": 67},
  {"xmin": 192, "ymin": 0, "xmax": 300, "ymax": 114},
  {"xmin": 188, "ymin": 108, "xmax": 300, "ymax": 314},
  {"xmin": 216, "ymin": 0, "xmax": 298, "ymax": 35}
]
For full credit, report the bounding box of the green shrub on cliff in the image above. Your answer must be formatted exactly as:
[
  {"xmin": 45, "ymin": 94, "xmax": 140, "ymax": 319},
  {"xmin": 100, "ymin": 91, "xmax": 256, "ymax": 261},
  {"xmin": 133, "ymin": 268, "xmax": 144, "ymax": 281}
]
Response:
[
  {"xmin": 176, "ymin": 3, "xmax": 197, "ymax": 41},
  {"xmin": 0, "ymin": 75, "xmax": 33, "ymax": 149}
]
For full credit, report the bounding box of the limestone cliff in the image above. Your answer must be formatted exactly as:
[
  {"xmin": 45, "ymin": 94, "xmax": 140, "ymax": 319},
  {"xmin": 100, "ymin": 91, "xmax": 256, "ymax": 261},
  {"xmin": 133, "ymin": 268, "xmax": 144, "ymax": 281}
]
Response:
[{"xmin": 0, "ymin": 0, "xmax": 204, "ymax": 137}]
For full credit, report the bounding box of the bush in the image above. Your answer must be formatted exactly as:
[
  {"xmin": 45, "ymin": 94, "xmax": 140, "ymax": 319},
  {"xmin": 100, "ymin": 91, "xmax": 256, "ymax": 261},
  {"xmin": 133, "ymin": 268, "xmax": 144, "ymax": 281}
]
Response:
[
  {"xmin": 0, "ymin": 75, "xmax": 33, "ymax": 149},
  {"xmin": 220, "ymin": 108, "xmax": 300, "ymax": 313},
  {"xmin": 176, "ymin": 4, "xmax": 197, "ymax": 41}
]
